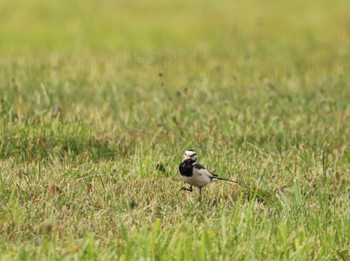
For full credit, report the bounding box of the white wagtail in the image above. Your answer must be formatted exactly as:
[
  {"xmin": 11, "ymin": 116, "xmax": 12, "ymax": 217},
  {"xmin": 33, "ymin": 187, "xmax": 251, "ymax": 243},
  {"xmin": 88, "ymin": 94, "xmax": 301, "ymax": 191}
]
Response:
[{"xmin": 179, "ymin": 149, "xmax": 239, "ymax": 201}]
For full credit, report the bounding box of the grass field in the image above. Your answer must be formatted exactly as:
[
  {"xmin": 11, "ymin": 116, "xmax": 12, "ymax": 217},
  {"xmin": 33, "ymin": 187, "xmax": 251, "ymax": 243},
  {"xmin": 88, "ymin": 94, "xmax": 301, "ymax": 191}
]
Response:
[{"xmin": 1, "ymin": 0, "xmax": 350, "ymax": 260}]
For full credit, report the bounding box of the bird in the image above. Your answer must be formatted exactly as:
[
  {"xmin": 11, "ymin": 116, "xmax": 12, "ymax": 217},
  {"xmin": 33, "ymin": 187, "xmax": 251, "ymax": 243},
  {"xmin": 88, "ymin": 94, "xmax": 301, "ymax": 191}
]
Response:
[{"xmin": 178, "ymin": 149, "xmax": 239, "ymax": 202}]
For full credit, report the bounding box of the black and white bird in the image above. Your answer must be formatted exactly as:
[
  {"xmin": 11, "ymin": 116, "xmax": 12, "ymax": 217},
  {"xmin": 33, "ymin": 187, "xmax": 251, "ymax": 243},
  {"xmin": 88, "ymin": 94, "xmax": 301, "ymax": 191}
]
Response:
[{"xmin": 178, "ymin": 149, "xmax": 239, "ymax": 201}]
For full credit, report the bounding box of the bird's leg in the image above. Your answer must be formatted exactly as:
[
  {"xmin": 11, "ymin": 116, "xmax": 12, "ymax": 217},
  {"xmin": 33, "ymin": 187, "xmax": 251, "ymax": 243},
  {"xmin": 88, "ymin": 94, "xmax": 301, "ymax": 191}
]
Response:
[
  {"xmin": 179, "ymin": 185, "xmax": 193, "ymax": 192},
  {"xmin": 198, "ymin": 187, "xmax": 202, "ymax": 203}
]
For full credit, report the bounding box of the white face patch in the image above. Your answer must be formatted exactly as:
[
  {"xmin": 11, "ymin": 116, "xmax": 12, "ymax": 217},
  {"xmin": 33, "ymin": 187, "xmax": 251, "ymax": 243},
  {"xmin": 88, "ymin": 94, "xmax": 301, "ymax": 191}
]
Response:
[{"xmin": 184, "ymin": 150, "xmax": 197, "ymax": 161}]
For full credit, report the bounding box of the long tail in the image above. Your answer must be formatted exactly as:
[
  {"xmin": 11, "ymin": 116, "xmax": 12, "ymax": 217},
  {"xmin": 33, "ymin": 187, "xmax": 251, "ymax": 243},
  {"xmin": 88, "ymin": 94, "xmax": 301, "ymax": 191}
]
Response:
[{"xmin": 212, "ymin": 177, "xmax": 239, "ymax": 184}]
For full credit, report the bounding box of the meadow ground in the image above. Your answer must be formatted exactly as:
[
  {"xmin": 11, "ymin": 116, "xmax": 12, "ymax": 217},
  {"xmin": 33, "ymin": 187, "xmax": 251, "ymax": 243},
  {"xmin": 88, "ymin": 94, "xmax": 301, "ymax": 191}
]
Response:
[{"xmin": 1, "ymin": 0, "xmax": 350, "ymax": 260}]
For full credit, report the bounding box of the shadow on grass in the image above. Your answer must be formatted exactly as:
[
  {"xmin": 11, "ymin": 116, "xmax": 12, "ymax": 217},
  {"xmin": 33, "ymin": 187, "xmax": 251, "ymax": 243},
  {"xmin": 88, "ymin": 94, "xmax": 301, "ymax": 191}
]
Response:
[{"xmin": 0, "ymin": 134, "xmax": 134, "ymax": 162}]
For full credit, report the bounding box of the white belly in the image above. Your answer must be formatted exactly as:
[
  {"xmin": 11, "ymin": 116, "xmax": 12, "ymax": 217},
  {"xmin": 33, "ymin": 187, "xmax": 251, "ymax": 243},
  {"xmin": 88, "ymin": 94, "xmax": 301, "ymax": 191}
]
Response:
[{"xmin": 182, "ymin": 172, "xmax": 211, "ymax": 188}]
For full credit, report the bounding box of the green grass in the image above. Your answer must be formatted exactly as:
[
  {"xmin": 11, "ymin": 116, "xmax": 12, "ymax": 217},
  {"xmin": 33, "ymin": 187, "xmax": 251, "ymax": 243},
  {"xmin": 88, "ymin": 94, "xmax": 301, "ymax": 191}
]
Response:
[{"xmin": 1, "ymin": 0, "xmax": 350, "ymax": 260}]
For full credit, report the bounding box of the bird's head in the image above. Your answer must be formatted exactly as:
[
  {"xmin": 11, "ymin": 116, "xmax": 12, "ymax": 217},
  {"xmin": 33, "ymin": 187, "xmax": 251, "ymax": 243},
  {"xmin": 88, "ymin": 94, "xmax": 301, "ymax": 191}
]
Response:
[{"xmin": 183, "ymin": 149, "xmax": 197, "ymax": 162}]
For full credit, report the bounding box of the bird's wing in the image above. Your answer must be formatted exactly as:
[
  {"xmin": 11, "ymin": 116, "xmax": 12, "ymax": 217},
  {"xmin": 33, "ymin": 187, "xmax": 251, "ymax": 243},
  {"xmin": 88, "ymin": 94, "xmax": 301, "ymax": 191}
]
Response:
[
  {"xmin": 193, "ymin": 163, "xmax": 216, "ymax": 178},
  {"xmin": 193, "ymin": 163, "xmax": 205, "ymax": 169},
  {"xmin": 193, "ymin": 163, "xmax": 239, "ymax": 184}
]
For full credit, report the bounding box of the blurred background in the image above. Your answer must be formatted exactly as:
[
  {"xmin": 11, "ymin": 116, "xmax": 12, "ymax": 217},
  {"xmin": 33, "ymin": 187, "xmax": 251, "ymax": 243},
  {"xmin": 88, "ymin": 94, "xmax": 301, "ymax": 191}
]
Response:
[
  {"xmin": 1, "ymin": 0, "xmax": 349, "ymax": 55},
  {"xmin": 0, "ymin": 0, "xmax": 349, "ymax": 160}
]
